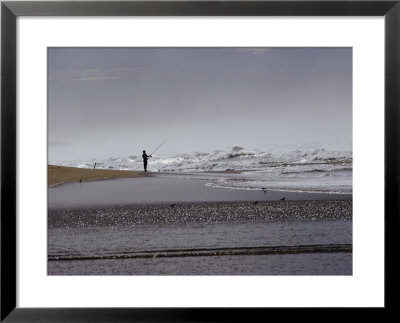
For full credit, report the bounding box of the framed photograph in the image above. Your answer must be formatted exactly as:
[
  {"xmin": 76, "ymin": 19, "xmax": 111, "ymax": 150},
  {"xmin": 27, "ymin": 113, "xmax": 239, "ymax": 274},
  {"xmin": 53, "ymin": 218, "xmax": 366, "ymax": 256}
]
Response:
[{"xmin": 2, "ymin": 0, "xmax": 399, "ymax": 321}]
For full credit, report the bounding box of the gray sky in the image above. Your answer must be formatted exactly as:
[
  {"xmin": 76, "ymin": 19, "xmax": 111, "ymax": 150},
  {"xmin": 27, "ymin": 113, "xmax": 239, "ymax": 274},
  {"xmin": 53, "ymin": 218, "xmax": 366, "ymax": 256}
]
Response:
[{"xmin": 48, "ymin": 47, "xmax": 352, "ymax": 160}]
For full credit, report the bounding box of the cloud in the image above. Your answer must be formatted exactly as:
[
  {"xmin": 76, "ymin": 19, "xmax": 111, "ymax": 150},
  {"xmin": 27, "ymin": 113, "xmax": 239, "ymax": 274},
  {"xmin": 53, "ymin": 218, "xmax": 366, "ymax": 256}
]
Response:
[{"xmin": 50, "ymin": 67, "xmax": 141, "ymax": 82}]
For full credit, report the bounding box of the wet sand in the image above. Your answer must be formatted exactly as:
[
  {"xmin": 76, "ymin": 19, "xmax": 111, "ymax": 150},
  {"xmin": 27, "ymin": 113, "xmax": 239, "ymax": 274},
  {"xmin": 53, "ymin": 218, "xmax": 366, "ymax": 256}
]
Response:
[
  {"xmin": 48, "ymin": 200, "xmax": 352, "ymax": 275},
  {"xmin": 48, "ymin": 173, "xmax": 351, "ymax": 209},
  {"xmin": 48, "ymin": 252, "xmax": 353, "ymax": 275},
  {"xmin": 48, "ymin": 165, "xmax": 143, "ymax": 187},
  {"xmin": 49, "ymin": 200, "xmax": 352, "ymax": 228},
  {"xmin": 48, "ymin": 169, "xmax": 352, "ymax": 275}
]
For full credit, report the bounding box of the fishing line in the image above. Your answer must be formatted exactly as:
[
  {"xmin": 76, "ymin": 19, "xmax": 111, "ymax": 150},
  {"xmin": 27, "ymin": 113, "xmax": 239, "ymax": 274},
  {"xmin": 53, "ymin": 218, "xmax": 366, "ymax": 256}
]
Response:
[{"xmin": 150, "ymin": 138, "xmax": 168, "ymax": 156}]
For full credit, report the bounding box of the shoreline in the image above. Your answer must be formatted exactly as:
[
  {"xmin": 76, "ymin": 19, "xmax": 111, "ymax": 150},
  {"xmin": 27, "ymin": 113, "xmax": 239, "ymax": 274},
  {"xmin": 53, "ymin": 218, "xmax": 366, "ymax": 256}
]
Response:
[
  {"xmin": 48, "ymin": 168, "xmax": 351, "ymax": 209},
  {"xmin": 48, "ymin": 165, "xmax": 145, "ymax": 187}
]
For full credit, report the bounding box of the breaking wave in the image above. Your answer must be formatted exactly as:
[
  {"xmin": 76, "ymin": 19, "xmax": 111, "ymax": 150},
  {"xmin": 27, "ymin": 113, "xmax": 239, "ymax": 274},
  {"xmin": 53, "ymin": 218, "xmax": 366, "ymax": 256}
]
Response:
[{"xmin": 49, "ymin": 143, "xmax": 352, "ymax": 194}]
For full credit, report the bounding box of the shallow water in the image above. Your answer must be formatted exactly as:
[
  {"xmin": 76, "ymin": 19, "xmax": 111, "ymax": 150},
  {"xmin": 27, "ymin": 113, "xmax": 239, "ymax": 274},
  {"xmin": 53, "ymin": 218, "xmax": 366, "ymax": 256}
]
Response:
[
  {"xmin": 48, "ymin": 174, "xmax": 351, "ymax": 209},
  {"xmin": 48, "ymin": 218, "xmax": 352, "ymax": 258},
  {"xmin": 48, "ymin": 253, "xmax": 352, "ymax": 275},
  {"xmin": 48, "ymin": 201, "xmax": 352, "ymax": 275}
]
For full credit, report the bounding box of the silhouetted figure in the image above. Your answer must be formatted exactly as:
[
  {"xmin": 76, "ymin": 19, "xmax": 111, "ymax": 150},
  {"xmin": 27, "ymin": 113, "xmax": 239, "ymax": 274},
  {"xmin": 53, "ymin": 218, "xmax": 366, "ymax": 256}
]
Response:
[
  {"xmin": 280, "ymin": 197, "xmax": 286, "ymax": 201},
  {"xmin": 142, "ymin": 150, "xmax": 152, "ymax": 172}
]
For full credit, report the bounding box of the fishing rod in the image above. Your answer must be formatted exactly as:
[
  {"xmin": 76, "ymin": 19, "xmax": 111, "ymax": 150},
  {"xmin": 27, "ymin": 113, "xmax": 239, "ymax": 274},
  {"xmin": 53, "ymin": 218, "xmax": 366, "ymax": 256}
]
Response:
[{"xmin": 150, "ymin": 138, "xmax": 168, "ymax": 156}]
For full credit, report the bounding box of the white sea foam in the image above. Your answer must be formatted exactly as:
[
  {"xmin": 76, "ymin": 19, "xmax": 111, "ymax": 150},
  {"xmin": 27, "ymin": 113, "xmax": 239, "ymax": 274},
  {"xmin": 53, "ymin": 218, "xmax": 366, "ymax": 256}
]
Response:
[{"xmin": 49, "ymin": 143, "xmax": 352, "ymax": 194}]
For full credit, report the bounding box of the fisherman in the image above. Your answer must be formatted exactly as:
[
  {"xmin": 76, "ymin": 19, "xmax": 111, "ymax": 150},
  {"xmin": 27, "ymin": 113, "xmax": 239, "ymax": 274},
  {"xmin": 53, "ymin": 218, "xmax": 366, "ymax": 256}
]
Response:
[{"xmin": 142, "ymin": 150, "xmax": 152, "ymax": 172}]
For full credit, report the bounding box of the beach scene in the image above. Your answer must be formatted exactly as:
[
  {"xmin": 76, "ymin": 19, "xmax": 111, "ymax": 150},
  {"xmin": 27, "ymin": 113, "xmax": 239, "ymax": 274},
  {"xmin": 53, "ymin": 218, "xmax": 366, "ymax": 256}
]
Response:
[{"xmin": 48, "ymin": 47, "xmax": 352, "ymax": 275}]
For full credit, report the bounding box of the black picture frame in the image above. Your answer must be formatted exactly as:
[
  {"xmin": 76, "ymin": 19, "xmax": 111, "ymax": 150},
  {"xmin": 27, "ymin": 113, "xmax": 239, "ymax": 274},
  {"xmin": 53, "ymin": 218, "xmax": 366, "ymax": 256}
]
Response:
[{"xmin": 1, "ymin": 0, "xmax": 399, "ymax": 321}]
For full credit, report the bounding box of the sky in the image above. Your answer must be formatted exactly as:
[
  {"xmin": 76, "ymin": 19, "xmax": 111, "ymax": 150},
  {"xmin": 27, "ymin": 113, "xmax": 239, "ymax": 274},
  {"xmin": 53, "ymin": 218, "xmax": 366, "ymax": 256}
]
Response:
[{"xmin": 48, "ymin": 47, "xmax": 352, "ymax": 161}]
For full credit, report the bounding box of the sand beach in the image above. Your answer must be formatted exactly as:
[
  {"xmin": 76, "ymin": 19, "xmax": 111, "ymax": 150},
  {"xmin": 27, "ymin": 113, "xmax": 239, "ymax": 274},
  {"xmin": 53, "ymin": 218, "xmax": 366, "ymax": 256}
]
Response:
[
  {"xmin": 48, "ymin": 165, "xmax": 143, "ymax": 187},
  {"xmin": 48, "ymin": 198, "xmax": 352, "ymax": 275},
  {"xmin": 48, "ymin": 166, "xmax": 352, "ymax": 275}
]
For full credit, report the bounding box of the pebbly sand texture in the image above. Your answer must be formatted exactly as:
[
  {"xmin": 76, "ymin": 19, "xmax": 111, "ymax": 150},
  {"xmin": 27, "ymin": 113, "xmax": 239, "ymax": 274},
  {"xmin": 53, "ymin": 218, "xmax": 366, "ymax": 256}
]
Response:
[
  {"xmin": 48, "ymin": 165, "xmax": 143, "ymax": 187},
  {"xmin": 48, "ymin": 166, "xmax": 352, "ymax": 275},
  {"xmin": 48, "ymin": 200, "xmax": 352, "ymax": 228},
  {"xmin": 48, "ymin": 200, "xmax": 352, "ymax": 275}
]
